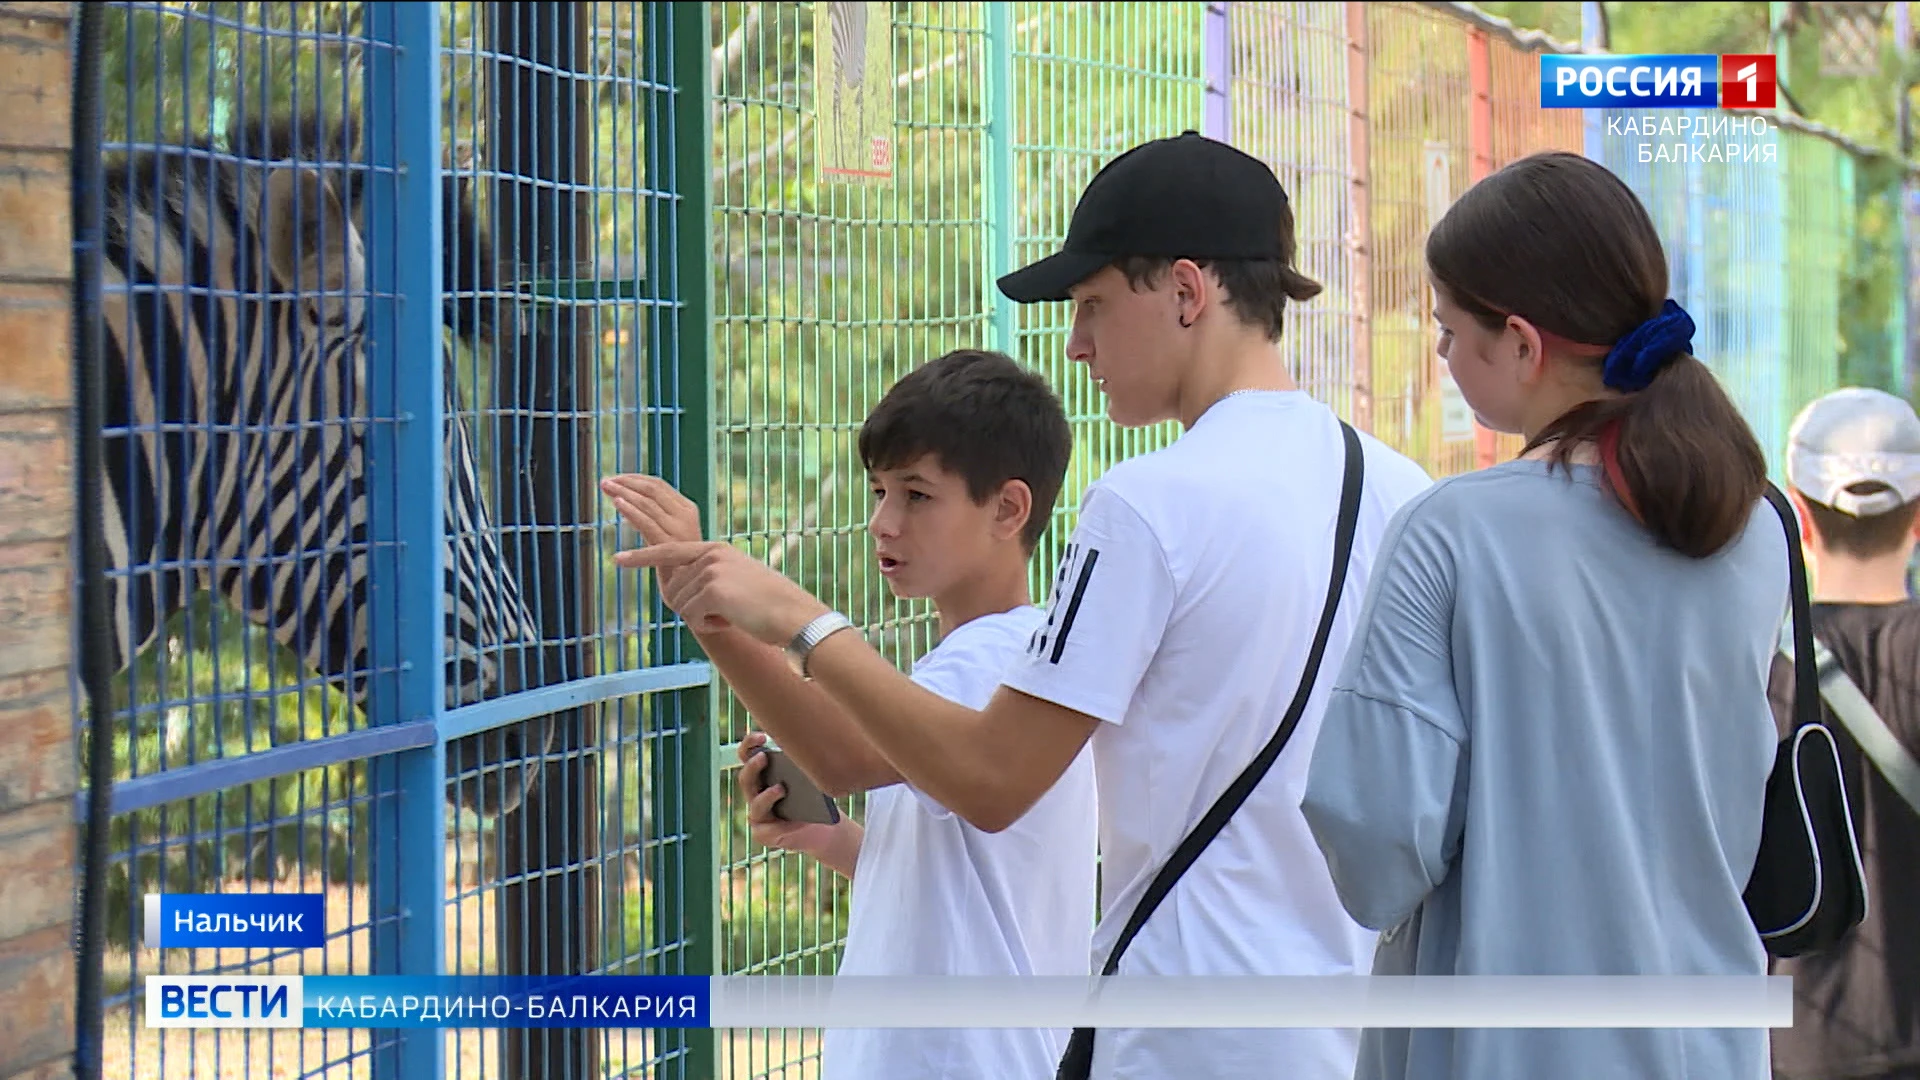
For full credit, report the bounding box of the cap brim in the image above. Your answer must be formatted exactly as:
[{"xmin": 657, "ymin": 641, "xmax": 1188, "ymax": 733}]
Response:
[{"xmin": 996, "ymin": 250, "xmax": 1112, "ymax": 304}]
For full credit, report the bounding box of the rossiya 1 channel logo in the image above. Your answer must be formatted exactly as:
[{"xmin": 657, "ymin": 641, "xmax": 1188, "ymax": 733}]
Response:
[
  {"xmin": 1540, "ymin": 54, "xmax": 1777, "ymax": 109},
  {"xmin": 1541, "ymin": 54, "xmax": 1779, "ymax": 164}
]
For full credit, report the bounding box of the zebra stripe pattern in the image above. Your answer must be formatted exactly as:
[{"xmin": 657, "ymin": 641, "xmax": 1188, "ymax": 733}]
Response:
[{"xmin": 99, "ymin": 118, "xmax": 543, "ymax": 815}]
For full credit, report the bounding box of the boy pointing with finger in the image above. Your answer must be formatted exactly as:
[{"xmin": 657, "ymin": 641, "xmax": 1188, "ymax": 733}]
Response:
[
  {"xmin": 605, "ymin": 349, "xmax": 1096, "ymax": 1080},
  {"xmin": 614, "ymin": 133, "xmax": 1432, "ymax": 1080}
]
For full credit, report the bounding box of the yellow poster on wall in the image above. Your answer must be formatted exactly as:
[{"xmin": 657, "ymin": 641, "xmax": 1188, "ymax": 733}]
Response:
[{"xmin": 815, "ymin": 1, "xmax": 895, "ymax": 184}]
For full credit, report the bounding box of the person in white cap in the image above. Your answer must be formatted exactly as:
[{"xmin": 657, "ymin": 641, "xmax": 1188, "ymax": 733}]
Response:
[{"xmin": 1768, "ymin": 386, "xmax": 1920, "ymax": 1080}]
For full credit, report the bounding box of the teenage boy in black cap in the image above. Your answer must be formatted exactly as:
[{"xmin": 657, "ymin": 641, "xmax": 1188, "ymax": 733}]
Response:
[{"xmin": 616, "ymin": 132, "xmax": 1433, "ymax": 1080}]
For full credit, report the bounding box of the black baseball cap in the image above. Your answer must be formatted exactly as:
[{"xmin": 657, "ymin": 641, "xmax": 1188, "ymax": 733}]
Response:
[{"xmin": 996, "ymin": 131, "xmax": 1292, "ymax": 304}]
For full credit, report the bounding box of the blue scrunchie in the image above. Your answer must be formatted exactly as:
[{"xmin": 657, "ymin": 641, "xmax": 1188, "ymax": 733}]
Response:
[{"xmin": 1602, "ymin": 299, "xmax": 1695, "ymax": 392}]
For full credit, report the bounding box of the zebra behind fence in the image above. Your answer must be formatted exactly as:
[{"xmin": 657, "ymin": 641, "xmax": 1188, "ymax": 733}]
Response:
[
  {"xmin": 227, "ymin": 111, "xmax": 499, "ymax": 346},
  {"xmin": 99, "ymin": 115, "xmax": 547, "ymax": 818}
]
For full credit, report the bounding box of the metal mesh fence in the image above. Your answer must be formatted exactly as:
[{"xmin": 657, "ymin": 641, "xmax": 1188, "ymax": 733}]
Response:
[
  {"xmin": 1778, "ymin": 134, "xmax": 1856, "ymax": 480},
  {"xmin": 1366, "ymin": 4, "xmax": 1476, "ymax": 477},
  {"xmin": 431, "ymin": 6, "xmax": 711, "ymax": 1079},
  {"xmin": 68, "ymin": 3, "xmax": 1907, "ymax": 1080},
  {"xmin": 84, "ymin": 2, "xmax": 709, "ymax": 1078},
  {"xmin": 707, "ymin": 10, "xmax": 1900, "ymax": 1075},
  {"xmin": 1002, "ymin": 0, "xmax": 1206, "ymax": 605},
  {"xmin": 1483, "ymin": 24, "xmax": 1585, "ymax": 465},
  {"xmin": 1228, "ymin": 2, "xmax": 1356, "ymax": 424},
  {"xmin": 91, "ymin": 7, "xmax": 401, "ymax": 1076},
  {"xmin": 708, "ymin": 3, "xmax": 997, "ymax": 1075}
]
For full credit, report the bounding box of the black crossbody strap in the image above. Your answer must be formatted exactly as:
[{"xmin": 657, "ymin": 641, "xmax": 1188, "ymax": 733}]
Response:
[
  {"xmin": 1095, "ymin": 420, "xmax": 1366, "ymax": 977},
  {"xmin": 1763, "ymin": 484, "xmax": 1819, "ymax": 734}
]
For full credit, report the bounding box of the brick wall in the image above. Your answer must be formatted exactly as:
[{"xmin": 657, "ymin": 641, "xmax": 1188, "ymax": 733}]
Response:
[{"xmin": 0, "ymin": 3, "xmax": 76, "ymax": 1080}]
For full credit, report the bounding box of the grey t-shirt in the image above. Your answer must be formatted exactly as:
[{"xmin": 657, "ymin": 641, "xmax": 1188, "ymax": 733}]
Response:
[{"xmin": 1300, "ymin": 458, "xmax": 1789, "ymax": 1080}]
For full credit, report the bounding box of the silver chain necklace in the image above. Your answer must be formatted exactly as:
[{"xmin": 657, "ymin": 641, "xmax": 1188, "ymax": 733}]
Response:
[{"xmin": 1200, "ymin": 388, "xmax": 1274, "ymax": 422}]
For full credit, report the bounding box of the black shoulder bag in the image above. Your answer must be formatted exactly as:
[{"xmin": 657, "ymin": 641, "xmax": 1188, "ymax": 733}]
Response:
[
  {"xmin": 1055, "ymin": 421, "xmax": 1365, "ymax": 1080},
  {"xmin": 1743, "ymin": 484, "xmax": 1868, "ymax": 958}
]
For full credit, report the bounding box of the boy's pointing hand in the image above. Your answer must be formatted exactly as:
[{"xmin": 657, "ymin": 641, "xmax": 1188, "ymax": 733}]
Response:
[{"xmin": 614, "ymin": 539, "xmax": 828, "ymax": 646}]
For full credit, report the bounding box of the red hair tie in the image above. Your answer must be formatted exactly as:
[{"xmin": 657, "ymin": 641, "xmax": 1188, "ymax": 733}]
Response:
[{"xmin": 1598, "ymin": 419, "xmax": 1643, "ymax": 525}]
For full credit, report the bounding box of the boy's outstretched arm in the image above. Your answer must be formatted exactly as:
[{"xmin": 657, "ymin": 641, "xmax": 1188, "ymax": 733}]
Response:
[
  {"xmin": 615, "ymin": 537, "xmax": 1100, "ymax": 834},
  {"xmin": 603, "ymin": 474, "xmax": 903, "ymax": 797}
]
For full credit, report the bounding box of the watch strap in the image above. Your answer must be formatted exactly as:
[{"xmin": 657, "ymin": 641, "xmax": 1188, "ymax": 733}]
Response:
[{"xmin": 787, "ymin": 611, "xmax": 856, "ymax": 678}]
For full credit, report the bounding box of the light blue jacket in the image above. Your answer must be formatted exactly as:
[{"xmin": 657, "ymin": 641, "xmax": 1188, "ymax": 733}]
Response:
[{"xmin": 1302, "ymin": 460, "xmax": 1787, "ymax": 1080}]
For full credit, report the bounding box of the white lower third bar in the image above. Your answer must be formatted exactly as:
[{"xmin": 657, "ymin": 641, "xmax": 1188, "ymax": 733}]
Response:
[{"xmin": 710, "ymin": 977, "xmax": 1793, "ymax": 1029}]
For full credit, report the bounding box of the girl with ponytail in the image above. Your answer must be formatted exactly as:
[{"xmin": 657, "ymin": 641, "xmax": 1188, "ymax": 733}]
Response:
[{"xmin": 1299, "ymin": 152, "xmax": 1786, "ymax": 1080}]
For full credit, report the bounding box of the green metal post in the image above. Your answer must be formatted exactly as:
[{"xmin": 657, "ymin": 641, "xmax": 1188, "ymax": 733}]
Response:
[
  {"xmin": 986, "ymin": 2, "xmax": 1017, "ymax": 358},
  {"xmin": 647, "ymin": 3, "xmax": 718, "ymax": 1076}
]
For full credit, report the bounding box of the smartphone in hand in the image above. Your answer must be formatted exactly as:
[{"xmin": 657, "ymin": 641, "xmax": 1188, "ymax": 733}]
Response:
[{"xmin": 753, "ymin": 747, "xmax": 842, "ymax": 825}]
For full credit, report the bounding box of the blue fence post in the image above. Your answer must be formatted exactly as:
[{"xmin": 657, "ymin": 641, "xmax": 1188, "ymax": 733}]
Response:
[
  {"xmin": 362, "ymin": 5, "xmax": 448, "ymax": 1080},
  {"xmin": 985, "ymin": 2, "xmax": 1016, "ymax": 358}
]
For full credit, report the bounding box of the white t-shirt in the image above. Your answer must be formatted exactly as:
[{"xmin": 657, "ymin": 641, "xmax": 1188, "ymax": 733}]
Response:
[
  {"xmin": 1000, "ymin": 390, "xmax": 1433, "ymax": 1080},
  {"xmin": 824, "ymin": 604, "xmax": 1099, "ymax": 1080}
]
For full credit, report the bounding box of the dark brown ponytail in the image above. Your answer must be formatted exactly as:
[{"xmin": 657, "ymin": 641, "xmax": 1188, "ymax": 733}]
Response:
[
  {"xmin": 1427, "ymin": 152, "xmax": 1767, "ymax": 559},
  {"xmin": 1525, "ymin": 359, "xmax": 1768, "ymax": 558}
]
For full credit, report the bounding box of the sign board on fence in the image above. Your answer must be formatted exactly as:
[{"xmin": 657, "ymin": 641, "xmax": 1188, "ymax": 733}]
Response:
[
  {"xmin": 815, "ymin": 2, "xmax": 895, "ymax": 184},
  {"xmin": 1424, "ymin": 143, "xmax": 1476, "ymax": 444}
]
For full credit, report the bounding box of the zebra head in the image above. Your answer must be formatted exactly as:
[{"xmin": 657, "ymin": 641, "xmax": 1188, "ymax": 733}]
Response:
[{"xmin": 101, "ymin": 118, "xmax": 546, "ymax": 818}]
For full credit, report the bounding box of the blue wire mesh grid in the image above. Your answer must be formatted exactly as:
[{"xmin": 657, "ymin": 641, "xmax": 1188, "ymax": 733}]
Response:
[{"xmin": 84, "ymin": 3, "xmax": 712, "ymax": 1078}]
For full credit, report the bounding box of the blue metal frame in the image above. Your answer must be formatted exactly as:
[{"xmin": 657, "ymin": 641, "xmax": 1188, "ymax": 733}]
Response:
[
  {"xmin": 78, "ymin": 722, "xmax": 436, "ymax": 820},
  {"xmin": 75, "ymin": 669, "xmax": 714, "ymax": 823},
  {"xmin": 362, "ymin": 6, "xmax": 448, "ymax": 1079},
  {"xmin": 439, "ymin": 661, "xmax": 711, "ymax": 741}
]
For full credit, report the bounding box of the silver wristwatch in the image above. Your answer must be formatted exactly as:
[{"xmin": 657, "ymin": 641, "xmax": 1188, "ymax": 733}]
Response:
[{"xmin": 786, "ymin": 611, "xmax": 857, "ymax": 679}]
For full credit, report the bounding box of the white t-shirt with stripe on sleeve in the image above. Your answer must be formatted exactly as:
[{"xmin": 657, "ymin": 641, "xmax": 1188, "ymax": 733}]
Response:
[{"xmin": 1000, "ymin": 389, "xmax": 1434, "ymax": 1080}]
